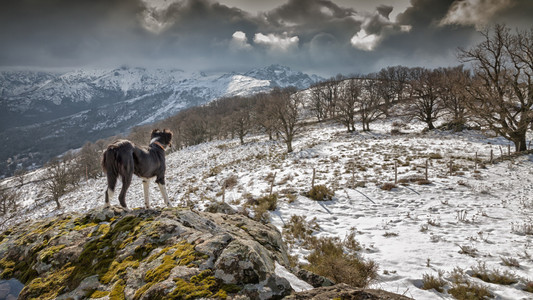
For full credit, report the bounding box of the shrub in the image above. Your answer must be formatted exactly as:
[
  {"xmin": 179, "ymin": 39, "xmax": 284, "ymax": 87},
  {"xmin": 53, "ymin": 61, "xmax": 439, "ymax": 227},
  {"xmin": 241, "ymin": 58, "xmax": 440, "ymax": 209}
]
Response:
[
  {"xmin": 282, "ymin": 215, "xmax": 320, "ymax": 247},
  {"xmin": 448, "ymin": 267, "xmax": 493, "ymax": 300},
  {"xmin": 248, "ymin": 194, "xmax": 278, "ymax": 224},
  {"xmin": 471, "ymin": 262, "xmax": 518, "ymax": 285},
  {"xmin": 306, "ymin": 185, "xmax": 334, "ymax": 201},
  {"xmin": 223, "ymin": 175, "xmax": 238, "ymax": 189},
  {"xmin": 380, "ymin": 182, "xmax": 397, "ymax": 191},
  {"xmin": 421, "ymin": 272, "xmax": 446, "ymax": 293},
  {"xmin": 500, "ymin": 256, "xmax": 520, "ymax": 268},
  {"xmin": 304, "ymin": 236, "xmax": 377, "ymax": 288}
]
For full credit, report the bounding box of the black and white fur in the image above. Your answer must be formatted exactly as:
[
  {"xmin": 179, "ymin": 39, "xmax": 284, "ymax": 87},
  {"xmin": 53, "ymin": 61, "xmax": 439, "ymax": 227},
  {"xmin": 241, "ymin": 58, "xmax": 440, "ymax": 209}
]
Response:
[{"xmin": 101, "ymin": 129, "xmax": 173, "ymax": 208}]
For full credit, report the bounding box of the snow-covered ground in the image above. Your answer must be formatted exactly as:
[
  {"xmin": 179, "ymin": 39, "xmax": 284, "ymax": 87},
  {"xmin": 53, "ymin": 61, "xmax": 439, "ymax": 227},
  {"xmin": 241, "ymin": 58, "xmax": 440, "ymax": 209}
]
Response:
[{"xmin": 2, "ymin": 119, "xmax": 533, "ymax": 299}]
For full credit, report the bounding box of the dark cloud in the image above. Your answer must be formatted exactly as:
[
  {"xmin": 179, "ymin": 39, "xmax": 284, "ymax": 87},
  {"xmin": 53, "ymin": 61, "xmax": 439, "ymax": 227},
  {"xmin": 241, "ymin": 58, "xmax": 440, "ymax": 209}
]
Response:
[
  {"xmin": 0, "ymin": 0, "xmax": 531, "ymax": 76},
  {"xmin": 376, "ymin": 5, "xmax": 393, "ymax": 19}
]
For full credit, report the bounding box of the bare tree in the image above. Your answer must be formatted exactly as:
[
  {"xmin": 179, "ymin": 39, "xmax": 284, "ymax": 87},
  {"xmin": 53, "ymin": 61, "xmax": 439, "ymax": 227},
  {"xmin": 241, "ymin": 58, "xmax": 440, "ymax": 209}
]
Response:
[
  {"xmin": 439, "ymin": 66, "xmax": 471, "ymax": 131},
  {"xmin": 459, "ymin": 24, "xmax": 533, "ymax": 151},
  {"xmin": 376, "ymin": 65, "xmax": 410, "ymax": 116},
  {"xmin": 0, "ymin": 185, "xmax": 18, "ymax": 216},
  {"xmin": 270, "ymin": 87, "xmax": 302, "ymax": 153},
  {"xmin": 79, "ymin": 141, "xmax": 104, "ymax": 180},
  {"xmin": 255, "ymin": 93, "xmax": 278, "ymax": 140},
  {"xmin": 309, "ymin": 82, "xmax": 328, "ymax": 122},
  {"xmin": 359, "ymin": 75, "xmax": 386, "ymax": 131},
  {"xmin": 408, "ymin": 68, "xmax": 443, "ymax": 130},
  {"xmin": 44, "ymin": 155, "xmax": 80, "ymax": 209},
  {"xmin": 337, "ymin": 78, "xmax": 361, "ymax": 132}
]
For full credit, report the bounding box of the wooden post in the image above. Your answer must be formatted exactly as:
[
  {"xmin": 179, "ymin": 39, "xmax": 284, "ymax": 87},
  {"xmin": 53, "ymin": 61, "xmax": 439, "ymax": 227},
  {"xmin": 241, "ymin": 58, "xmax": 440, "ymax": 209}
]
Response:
[
  {"xmin": 425, "ymin": 160, "xmax": 428, "ymax": 181},
  {"xmin": 394, "ymin": 161, "xmax": 398, "ymax": 184},
  {"xmin": 269, "ymin": 172, "xmax": 277, "ymax": 196},
  {"xmin": 518, "ymin": 142, "xmax": 521, "ymax": 153},
  {"xmin": 508, "ymin": 144, "xmax": 511, "ymax": 156},
  {"xmin": 311, "ymin": 168, "xmax": 316, "ymax": 188},
  {"xmin": 490, "ymin": 149, "xmax": 493, "ymax": 164}
]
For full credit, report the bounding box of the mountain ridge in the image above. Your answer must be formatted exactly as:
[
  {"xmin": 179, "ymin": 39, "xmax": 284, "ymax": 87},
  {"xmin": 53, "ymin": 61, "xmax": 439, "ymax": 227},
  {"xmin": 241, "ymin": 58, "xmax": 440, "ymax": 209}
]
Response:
[{"xmin": 0, "ymin": 64, "xmax": 322, "ymax": 177}]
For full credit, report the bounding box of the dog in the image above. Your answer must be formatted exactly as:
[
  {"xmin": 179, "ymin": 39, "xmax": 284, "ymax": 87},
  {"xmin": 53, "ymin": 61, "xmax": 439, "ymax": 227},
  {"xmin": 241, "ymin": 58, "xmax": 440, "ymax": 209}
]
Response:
[{"xmin": 101, "ymin": 129, "xmax": 173, "ymax": 209}]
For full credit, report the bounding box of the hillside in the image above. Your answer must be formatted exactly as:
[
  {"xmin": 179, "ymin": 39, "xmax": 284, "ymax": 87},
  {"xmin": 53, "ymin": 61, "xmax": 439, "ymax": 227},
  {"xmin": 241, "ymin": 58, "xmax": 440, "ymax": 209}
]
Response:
[
  {"xmin": 2, "ymin": 118, "xmax": 533, "ymax": 299},
  {"xmin": 0, "ymin": 65, "xmax": 321, "ymax": 178}
]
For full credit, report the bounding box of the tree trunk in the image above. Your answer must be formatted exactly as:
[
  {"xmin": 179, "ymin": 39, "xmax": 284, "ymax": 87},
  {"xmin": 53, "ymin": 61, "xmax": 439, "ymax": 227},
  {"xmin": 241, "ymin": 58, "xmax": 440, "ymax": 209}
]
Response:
[
  {"xmin": 427, "ymin": 120, "xmax": 435, "ymax": 130},
  {"xmin": 286, "ymin": 141, "xmax": 293, "ymax": 153},
  {"xmin": 512, "ymin": 134, "xmax": 527, "ymax": 152}
]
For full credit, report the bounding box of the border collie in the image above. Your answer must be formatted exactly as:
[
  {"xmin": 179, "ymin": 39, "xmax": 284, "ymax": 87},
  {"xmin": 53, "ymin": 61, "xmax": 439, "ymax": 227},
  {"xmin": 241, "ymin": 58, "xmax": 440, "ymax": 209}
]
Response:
[{"xmin": 101, "ymin": 129, "xmax": 173, "ymax": 208}]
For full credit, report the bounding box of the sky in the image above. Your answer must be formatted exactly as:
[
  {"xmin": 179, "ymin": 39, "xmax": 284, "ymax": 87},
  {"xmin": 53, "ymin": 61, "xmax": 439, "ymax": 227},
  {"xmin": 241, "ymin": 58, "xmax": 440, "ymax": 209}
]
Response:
[{"xmin": 1, "ymin": 0, "xmax": 532, "ymax": 76}]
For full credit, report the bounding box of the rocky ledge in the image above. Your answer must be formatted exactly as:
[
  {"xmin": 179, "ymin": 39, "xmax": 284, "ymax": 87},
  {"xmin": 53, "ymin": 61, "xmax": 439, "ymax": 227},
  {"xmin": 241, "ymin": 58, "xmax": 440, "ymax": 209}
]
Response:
[{"xmin": 0, "ymin": 206, "xmax": 411, "ymax": 299}]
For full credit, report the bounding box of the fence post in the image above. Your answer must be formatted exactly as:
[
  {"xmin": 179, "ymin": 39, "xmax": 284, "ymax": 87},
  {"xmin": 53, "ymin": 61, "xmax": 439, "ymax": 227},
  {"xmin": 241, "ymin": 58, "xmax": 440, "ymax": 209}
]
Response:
[
  {"xmin": 394, "ymin": 161, "xmax": 398, "ymax": 184},
  {"xmin": 425, "ymin": 160, "xmax": 428, "ymax": 181},
  {"xmin": 474, "ymin": 152, "xmax": 478, "ymax": 172},
  {"xmin": 311, "ymin": 168, "xmax": 316, "ymax": 188}
]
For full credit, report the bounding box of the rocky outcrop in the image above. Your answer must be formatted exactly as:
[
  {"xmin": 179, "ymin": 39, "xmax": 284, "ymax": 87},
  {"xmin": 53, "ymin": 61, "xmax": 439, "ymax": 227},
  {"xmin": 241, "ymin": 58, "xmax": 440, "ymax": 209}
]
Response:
[
  {"xmin": 0, "ymin": 206, "xmax": 297, "ymax": 299},
  {"xmin": 284, "ymin": 283, "xmax": 413, "ymax": 300}
]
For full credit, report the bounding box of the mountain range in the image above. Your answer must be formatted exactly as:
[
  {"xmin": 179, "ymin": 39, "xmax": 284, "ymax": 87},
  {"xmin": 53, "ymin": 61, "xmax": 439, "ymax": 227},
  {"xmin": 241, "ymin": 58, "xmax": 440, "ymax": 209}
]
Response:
[{"xmin": 0, "ymin": 65, "xmax": 322, "ymax": 177}]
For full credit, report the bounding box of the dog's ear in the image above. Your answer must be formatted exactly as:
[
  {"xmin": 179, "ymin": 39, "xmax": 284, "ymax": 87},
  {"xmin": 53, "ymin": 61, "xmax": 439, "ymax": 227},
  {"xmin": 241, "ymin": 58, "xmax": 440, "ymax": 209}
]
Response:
[{"xmin": 151, "ymin": 129, "xmax": 160, "ymax": 136}]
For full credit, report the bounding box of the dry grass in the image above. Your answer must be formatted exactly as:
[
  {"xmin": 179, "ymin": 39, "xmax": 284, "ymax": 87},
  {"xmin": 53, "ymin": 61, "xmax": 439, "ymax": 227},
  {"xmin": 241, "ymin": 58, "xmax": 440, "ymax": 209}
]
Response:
[
  {"xmin": 380, "ymin": 182, "xmax": 397, "ymax": 191},
  {"xmin": 304, "ymin": 236, "xmax": 378, "ymax": 288},
  {"xmin": 306, "ymin": 185, "xmax": 334, "ymax": 201},
  {"xmin": 421, "ymin": 272, "xmax": 446, "ymax": 293},
  {"xmin": 471, "ymin": 262, "xmax": 518, "ymax": 285}
]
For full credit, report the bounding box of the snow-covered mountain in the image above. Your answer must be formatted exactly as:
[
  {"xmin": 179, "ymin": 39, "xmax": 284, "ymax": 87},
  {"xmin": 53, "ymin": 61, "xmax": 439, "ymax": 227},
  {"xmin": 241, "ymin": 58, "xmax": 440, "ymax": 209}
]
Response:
[{"xmin": 0, "ymin": 65, "xmax": 322, "ymax": 177}]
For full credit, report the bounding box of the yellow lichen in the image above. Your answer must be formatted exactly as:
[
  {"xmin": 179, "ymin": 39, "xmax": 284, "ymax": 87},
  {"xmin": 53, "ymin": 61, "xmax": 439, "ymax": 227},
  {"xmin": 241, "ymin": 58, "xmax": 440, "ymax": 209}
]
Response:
[
  {"xmin": 22, "ymin": 264, "xmax": 75, "ymax": 299},
  {"xmin": 39, "ymin": 244, "xmax": 66, "ymax": 263},
  {"xmin": 109, "ymin": 279, "xmax": 126, "ymax": 300},
  {"xmin": 100, "ymin": 256, "xmax": 140, "ymax": 284},
  {"xmin": 89, "ymin": 223, "xmax": 110, "ymax": 238},
  {"xmin": 89, "ymin": 290, "xmax": 110, "ymax": 298}
]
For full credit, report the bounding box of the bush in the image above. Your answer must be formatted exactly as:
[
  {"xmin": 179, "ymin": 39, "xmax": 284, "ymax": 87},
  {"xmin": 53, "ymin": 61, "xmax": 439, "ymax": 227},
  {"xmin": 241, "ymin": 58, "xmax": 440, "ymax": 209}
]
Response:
[
  {"xmin": 471, "ymin": 262, "xmax": 518, "ymax": 285},
  {"xmin": 248, "ymin": 194, "xmax": 278, "ymax": 224},
  {"xmin": 448, "ymin": 267, "xmax": 493, "ymax": 300},
  {"xmin": 306, "ymin": 185, "xmax": 334, "ymax": 201},
  {"xmin": 380, "ymin": 182, "xmax": 397, "ymax": 191},
  {"xmin": 421, "ymin": 272, "xmax": 446, "ymax": 293},
  {"xmin": 304, "ymin": 236, "xmax": 377, "ymax": 288},
  {"xmin": 282, "ymin": 215, "xmax": 320, "ymax": 247}
]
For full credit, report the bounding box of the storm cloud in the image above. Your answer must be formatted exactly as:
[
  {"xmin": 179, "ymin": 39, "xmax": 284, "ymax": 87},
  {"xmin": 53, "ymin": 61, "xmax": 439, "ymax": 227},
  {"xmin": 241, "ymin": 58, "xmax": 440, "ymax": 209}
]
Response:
[{"xmin": 0, "ymin": 0, "xmax": 532, "ymax": 76}]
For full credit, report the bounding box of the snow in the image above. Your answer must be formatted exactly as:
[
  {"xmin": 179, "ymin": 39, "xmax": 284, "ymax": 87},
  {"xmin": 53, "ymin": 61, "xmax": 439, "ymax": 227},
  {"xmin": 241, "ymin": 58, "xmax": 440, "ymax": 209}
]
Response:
[
  {"xmin": 274, "ymin": 262, "xmax": 313, "ymax": 292},
  {"xmin": 1, "ymin": 118, "xmax": 533, "ymax": 299}
]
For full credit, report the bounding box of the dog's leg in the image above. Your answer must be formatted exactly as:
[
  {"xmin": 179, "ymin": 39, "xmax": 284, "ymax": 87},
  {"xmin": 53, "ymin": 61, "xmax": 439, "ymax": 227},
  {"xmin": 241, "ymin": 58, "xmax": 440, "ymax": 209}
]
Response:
[
  {"xmin": 105, "ymin": 171, "xmax": 117, "ymax": 207},
  {"xmin": 143, "ymin": 180, "xmax": 151, "ymax": 209},
  {"xmin": 158, "ymin": 183, "xmax": 171, "ymax": 207},
  {"xmin": 119, "ymin": 173, "xmax": 132, "ymax": 208},
  {"xmin": 105, "ymin": 189, "xmax": 114, "ymax": 207}
]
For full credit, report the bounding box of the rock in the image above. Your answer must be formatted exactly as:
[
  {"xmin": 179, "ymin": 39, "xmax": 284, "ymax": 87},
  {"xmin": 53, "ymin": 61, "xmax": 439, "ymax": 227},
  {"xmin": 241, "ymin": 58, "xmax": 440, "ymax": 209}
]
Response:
[
  {"xmin": 295, "ymin": 268, "xmax": 334, "ymax": 288},
  {"xmin": 204, "ymin": 201, "xmax": 236, "ymax": 215},
  {"xmin": 283, "ymin": 283, "xmax": 413, "ymax": 300},
  {"xmin": 0, "ymin": 207, "xmax": 294, "ymax": 299}
]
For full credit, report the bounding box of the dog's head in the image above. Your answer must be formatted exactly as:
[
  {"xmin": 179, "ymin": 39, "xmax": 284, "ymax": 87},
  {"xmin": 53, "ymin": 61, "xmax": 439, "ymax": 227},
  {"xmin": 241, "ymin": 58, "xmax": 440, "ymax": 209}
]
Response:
[{"xmin": 151, "ymin": 129, "xmax": 173, "ymax": 148}]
